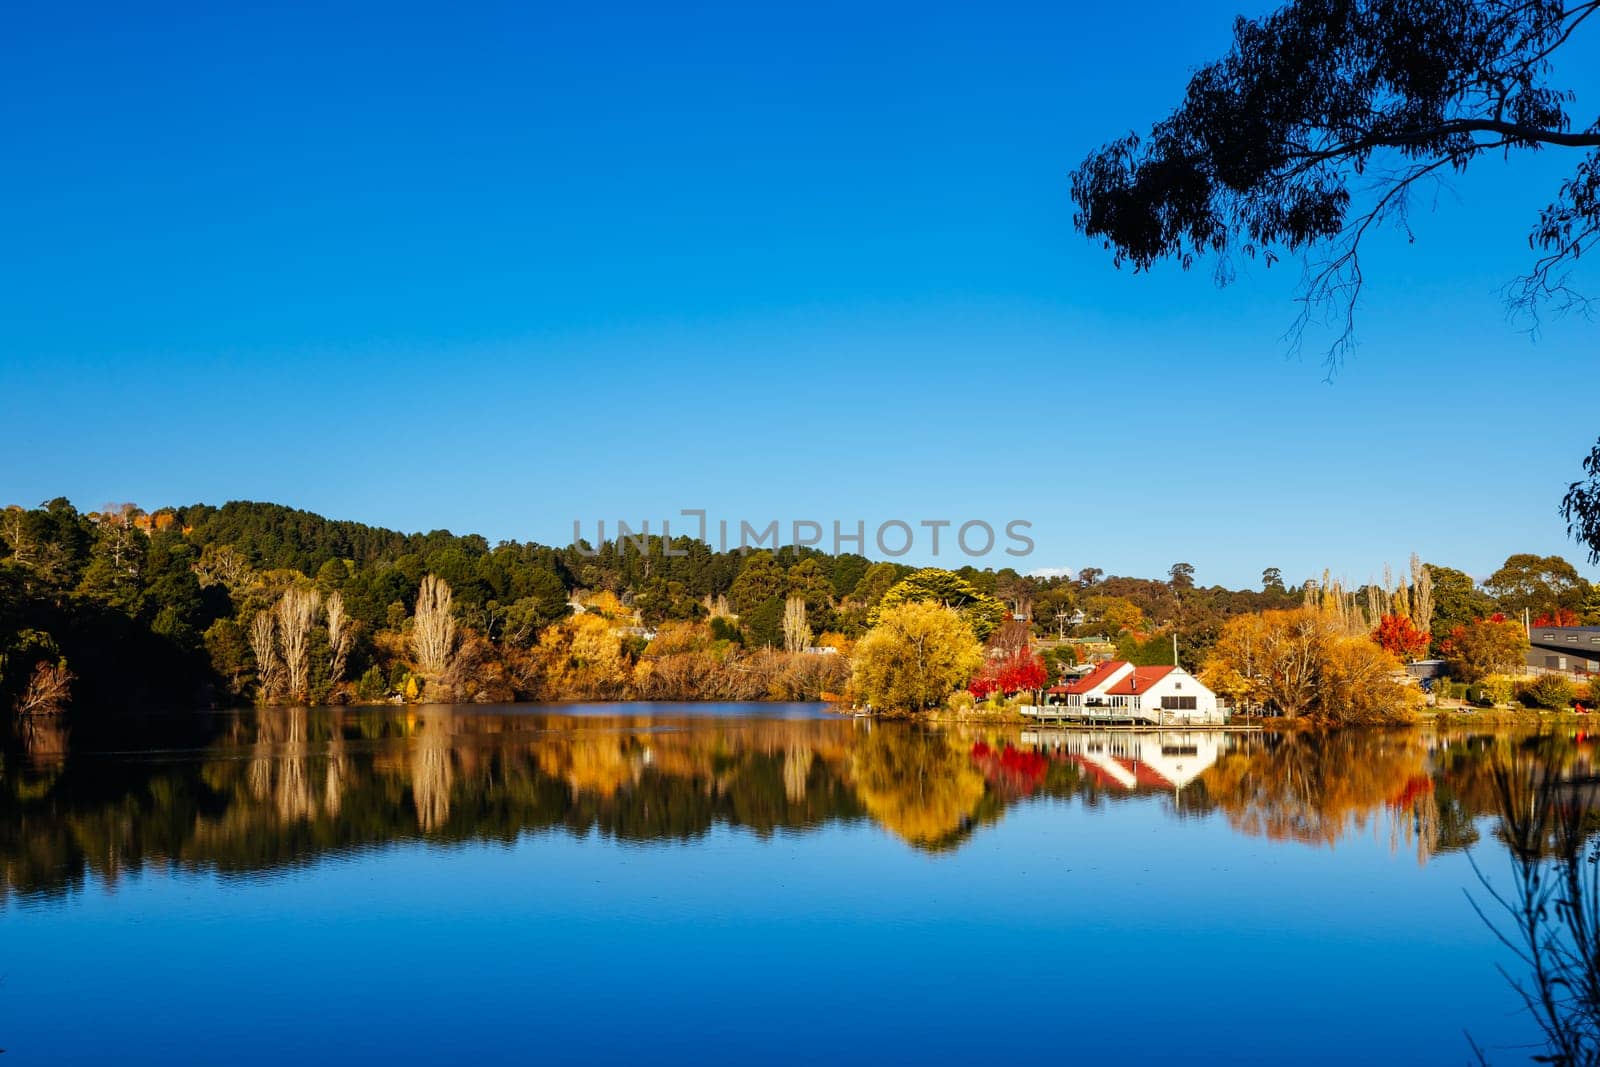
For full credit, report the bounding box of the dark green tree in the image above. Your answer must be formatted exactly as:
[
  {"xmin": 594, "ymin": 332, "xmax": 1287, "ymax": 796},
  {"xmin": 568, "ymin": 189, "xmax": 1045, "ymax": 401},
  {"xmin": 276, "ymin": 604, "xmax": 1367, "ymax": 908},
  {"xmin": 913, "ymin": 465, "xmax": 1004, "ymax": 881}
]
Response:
[
  {"xmin": 728, "ymin": 552, "xmax": 786, "ymax": 615},
  {"xmin": 1484, "ymin": 553, "xmax": 1587, "ymax": 616}
]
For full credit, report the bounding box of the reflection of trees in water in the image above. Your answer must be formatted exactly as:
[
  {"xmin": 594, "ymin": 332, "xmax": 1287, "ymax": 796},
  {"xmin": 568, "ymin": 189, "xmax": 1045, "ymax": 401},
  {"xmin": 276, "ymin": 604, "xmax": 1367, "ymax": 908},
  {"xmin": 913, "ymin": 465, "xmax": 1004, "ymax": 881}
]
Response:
[
  {"xmin": 22, "ymin": 715, "xmax": 70, "ymax": 768},
  {"xmin": 851, "ymin": 726, "xmax": 988, "ymax": 851},
  {"xmin": 410, "ymin": 709, "xmax": 455, "ymax": 832},
  {"xmin": 1469, "ymin": 744, "xmax": 1600, "ymax": 1064},
  {"xmin": 1201, "ymin": 731, "xmax": 1436, "ymax": 855},
  {"xmin": 246, "ymin": 708, "xmax": 318, "ymax": 823},
  {"xmin": 784, "ymin": 745, "xmax": 812, "ymax": 805},
  {"xmin": 4, "ymin": 710, "xmax": 1598, "ymax": 901}
]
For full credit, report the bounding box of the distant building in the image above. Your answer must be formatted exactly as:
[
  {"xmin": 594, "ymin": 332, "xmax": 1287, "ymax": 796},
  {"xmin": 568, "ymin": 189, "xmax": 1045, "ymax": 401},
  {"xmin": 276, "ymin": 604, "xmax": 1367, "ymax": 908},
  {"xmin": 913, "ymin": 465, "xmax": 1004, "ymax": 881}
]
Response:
[
  {"xmin": 1404, "ymin": 659, "xmax": 1448, "ymax": 682},
  {"xmin": 1037, "ymin": 660, "xmax": 1221, "ymax": 725},
  {"xmin": 1526, "ymin": 625, "xmax": 1600, "ymax": 674}
]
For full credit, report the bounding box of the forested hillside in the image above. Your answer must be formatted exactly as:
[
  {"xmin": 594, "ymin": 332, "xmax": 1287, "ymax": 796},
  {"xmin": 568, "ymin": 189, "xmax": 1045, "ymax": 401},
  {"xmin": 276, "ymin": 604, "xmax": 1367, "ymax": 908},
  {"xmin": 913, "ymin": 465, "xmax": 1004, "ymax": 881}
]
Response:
[{"xmin": 1, "ymin": 498, "xmax": 1593, "ymax": 716}]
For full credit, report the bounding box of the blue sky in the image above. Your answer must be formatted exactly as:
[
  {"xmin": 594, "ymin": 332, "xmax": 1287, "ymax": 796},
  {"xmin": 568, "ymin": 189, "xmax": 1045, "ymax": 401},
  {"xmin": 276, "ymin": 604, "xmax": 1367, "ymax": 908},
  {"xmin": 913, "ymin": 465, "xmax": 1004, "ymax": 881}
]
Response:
[{"xmin": 2, "ymin": 0, "xmax": 1596, "ymax": 589}]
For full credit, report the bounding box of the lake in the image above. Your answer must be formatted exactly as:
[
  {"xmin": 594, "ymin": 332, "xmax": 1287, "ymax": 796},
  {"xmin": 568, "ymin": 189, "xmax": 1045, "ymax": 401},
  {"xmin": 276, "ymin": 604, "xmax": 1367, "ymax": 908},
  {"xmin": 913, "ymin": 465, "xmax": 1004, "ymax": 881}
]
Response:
[{"xmin": 0, "ymin": 704, "xmax": 1582, "ymax": 1063}]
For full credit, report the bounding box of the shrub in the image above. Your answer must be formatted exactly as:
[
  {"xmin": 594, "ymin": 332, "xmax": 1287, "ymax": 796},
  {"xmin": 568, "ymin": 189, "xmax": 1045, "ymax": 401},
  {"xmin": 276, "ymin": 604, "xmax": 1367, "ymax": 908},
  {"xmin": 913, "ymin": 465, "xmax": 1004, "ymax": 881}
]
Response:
[
  {"xmin": 1517, "ymin": 673, "xmax": 1577, "ymax": 710},
  {"xmin": 709, "ymin": 616, "xmax": 744, "ymax": 646},
  {"xmin": 1484, "ymin": 676, "xmax": 1516, "ymax": 707}
]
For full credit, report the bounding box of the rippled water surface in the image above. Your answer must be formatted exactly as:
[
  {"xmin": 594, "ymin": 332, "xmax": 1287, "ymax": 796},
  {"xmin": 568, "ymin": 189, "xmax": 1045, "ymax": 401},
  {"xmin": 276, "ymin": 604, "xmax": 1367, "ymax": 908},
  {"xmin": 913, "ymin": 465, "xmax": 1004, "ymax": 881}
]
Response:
[{"xmin": 2, "ymin": 704, "xmax": 1586, "ymax": 1063}]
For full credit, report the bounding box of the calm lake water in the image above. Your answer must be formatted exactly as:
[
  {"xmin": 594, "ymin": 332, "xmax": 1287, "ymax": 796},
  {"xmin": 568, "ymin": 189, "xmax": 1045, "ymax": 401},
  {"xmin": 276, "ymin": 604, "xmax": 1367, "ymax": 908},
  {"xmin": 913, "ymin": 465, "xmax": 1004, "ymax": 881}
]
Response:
[{"xmin": 0, "ymin": 703, "xmax": 1587, "ymax": 1063}]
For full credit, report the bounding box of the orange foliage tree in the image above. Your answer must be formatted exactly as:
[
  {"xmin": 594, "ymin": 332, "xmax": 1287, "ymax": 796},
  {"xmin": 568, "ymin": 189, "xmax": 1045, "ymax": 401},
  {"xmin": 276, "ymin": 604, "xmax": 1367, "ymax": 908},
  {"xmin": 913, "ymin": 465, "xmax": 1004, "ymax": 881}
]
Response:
[
  {"xmin": 1372, "ymin": 613, "xmax": 1429, "ymax": 662},
  {"xmin": 969, "ymin": 646, "xmax": 1048, "ymax": 699}
]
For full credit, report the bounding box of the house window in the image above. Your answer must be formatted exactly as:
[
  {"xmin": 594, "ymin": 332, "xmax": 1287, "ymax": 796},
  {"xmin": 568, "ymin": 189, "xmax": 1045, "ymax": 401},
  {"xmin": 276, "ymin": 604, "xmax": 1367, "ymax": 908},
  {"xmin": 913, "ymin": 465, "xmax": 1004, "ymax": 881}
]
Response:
[
  {"xmin": 1569, "ymin": 636, "xmax": 1580, "ymax": 643},
  {"xmin": 1545, "ymin": 632, "xmax": 1557, "ymax": 640},
  {"xmin": 1547, "ymin": 656, "xmax": 1562, "ymax": 668},
  {"xmin": 1161, "ymin": 696, "xmax": 1197, "ymax": 710}
]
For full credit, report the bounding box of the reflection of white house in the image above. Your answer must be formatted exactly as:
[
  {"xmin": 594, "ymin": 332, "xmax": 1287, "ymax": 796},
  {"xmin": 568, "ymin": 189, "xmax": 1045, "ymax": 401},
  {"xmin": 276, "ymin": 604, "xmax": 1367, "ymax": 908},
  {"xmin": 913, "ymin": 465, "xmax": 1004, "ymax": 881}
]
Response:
[
  {"xmin": 1030, "ymin": 661, "xmax": 1222, "ymax": 725},
  {"xmin": 1020, "ymin": 729, "xmax": 1224, "ymax": 793}
]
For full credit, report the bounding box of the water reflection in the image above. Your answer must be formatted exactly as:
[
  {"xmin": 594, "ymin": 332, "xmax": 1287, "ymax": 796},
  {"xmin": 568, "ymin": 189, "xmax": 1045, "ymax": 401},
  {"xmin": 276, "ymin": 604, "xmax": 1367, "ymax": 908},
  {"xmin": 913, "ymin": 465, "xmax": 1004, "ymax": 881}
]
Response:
[{"xmin": 3, "ymin": 706, "xmax": 1598, "ymax": 903}]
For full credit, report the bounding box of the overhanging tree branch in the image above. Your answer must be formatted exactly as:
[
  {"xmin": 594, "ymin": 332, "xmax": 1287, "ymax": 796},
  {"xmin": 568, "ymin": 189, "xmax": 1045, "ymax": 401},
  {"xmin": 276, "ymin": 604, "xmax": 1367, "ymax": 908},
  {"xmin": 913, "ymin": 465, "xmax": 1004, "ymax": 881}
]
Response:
[{"xmin": 1070, "ymin": 0, "xmax": 1600, "ymax": 368}]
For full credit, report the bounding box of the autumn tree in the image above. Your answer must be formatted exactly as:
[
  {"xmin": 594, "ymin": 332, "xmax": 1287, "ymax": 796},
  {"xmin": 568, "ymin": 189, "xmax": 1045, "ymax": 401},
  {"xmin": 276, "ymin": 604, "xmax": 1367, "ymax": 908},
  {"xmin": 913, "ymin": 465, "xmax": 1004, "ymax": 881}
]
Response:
[
  {"xmin": 1204, "ymin": 610, "xmax": 1323, "ymax": 717},
  {"xmin": 534, "ymin": 613, "xmax": 628, "ymax": 699},
  {"xmin": 1533, "ymin": 607, "xmax": 1582, "ymax": 627},
  {"xmin": 970, "ymin": 645, "xmax": 1049, "ymax": 699},
  {"xmin": 1083, "ymin": 594, "xmax": 1144, "ymax": 635},
  {"xmin": 1318, "ymin": 636, "xmax": 1422, "ymax": 724},
  {"xmin": 851, "ymin": 601, "xmax": 985, "ymax": 711},
  {"xmin": 1441, "ymin": 615, "xmax": 1530, "ymax": 681},
  {"xmin": 413, "ymin": 574, "xmax": 458, "ymax": 677},
  {"xmin": 1373, "ymin": 612, "xmax": 1430, "ymax": 661},
  {"xmin": 1202, "ymin": 607, "xmax": 1418, "ymax": 723}
]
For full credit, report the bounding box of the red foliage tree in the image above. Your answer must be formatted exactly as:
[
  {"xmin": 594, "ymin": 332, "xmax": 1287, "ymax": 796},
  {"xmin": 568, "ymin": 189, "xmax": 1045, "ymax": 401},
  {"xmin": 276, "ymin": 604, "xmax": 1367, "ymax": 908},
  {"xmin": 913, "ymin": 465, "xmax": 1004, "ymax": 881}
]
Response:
[
  {"xmin": 968, "ymin": 647, "xmax": 1048, "ymax": 698},
  {"xmin": 1371, "ymin": 613, "xmax": 1430, "ymax": 662},
  {"xmin": 1533, "ymin": 608, "xmax": 1581, "ymax": 628},
  {"xmin": 998, "ymin": 647, "xmax": 1047, "ymax": 693}
]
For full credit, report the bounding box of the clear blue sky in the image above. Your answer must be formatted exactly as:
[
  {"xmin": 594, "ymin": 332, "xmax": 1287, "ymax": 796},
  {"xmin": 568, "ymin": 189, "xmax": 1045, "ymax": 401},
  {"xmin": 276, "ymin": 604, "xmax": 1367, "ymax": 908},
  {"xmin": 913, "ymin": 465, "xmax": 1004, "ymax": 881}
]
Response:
[{"xmin": 2, "ymin": 0, "xmax": 1596, "ymax": 589}]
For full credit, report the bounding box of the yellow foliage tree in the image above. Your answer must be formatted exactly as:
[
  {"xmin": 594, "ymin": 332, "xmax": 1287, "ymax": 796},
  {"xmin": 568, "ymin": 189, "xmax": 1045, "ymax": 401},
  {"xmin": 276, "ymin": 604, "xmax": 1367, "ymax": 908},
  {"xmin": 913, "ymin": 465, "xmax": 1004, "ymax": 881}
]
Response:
[
  {"xmin": 580, "ymin": 590, "xmax": 631, "ymax": 622},
  {"xmin": 850, "ymin": 601, "xmax": 984, "ymax": 711},
  {"xmin": 537, "ymin": 613, "xmax": 629, "ymax": 699}
]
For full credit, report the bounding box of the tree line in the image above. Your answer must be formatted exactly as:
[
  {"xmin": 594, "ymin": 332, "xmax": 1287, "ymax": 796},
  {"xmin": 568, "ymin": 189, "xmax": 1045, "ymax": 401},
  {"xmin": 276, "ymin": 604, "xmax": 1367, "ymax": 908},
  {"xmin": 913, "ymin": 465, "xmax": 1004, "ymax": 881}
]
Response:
[{"xmin": 1, "ymin": 497, "xmax": 1593, "ymax": 717}]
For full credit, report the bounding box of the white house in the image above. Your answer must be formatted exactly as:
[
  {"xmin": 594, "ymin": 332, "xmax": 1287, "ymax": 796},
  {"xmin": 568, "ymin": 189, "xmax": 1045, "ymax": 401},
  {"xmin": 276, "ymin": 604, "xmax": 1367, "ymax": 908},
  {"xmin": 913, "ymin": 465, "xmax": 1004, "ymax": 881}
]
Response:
[
  {"xmin": 1035, "ymin": 660, "xmax": 1222, "ymax": 725},
  {"xmin": 1020, "ymin": 729, "xmax": 1224, "ymax": 793}
]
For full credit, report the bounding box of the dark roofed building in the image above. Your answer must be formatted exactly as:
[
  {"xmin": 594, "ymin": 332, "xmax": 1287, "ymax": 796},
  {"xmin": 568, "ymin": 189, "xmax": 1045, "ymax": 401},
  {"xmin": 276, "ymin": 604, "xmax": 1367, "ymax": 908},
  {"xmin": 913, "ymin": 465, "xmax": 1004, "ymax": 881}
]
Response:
[{"xmin": 1527, "ymin": 625, "xmax": 1600, "ymax": 675}]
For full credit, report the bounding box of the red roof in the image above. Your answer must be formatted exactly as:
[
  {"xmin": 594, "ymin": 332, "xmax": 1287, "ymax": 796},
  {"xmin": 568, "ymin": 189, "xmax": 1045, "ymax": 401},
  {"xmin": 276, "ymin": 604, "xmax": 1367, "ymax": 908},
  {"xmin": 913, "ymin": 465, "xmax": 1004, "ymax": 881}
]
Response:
[
  {"xmin": 1103, "ymin": 665, "xmax": 1176, "ymax": 695},
  {"xmin": 1113, "ymin": 756, "xmax": 1176, "ymax": 790},
  {"xmin": 1062, "ymin": 753, "xmax": 1175, "ymax": 792},
  {"xmin": 1058, "ymin": 660, "xmax": 1128, "ymax": 695}
]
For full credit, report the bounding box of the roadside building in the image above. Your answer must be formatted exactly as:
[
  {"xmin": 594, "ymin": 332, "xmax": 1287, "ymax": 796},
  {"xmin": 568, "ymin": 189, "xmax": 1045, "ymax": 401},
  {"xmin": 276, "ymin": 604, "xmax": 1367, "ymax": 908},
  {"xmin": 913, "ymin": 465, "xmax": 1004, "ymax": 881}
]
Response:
[{"xmin": 1526, "ymin": 625, "xmax": 1600, "ymax": 675}]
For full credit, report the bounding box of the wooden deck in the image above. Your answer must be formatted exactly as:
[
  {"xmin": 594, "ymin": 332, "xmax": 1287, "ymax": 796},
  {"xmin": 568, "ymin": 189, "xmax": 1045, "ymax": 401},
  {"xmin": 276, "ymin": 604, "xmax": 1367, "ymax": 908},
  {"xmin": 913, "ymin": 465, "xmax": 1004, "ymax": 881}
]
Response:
[{"xmin": 1019, "ymin": 705, "xmax": 1250, "ymax": 730}]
